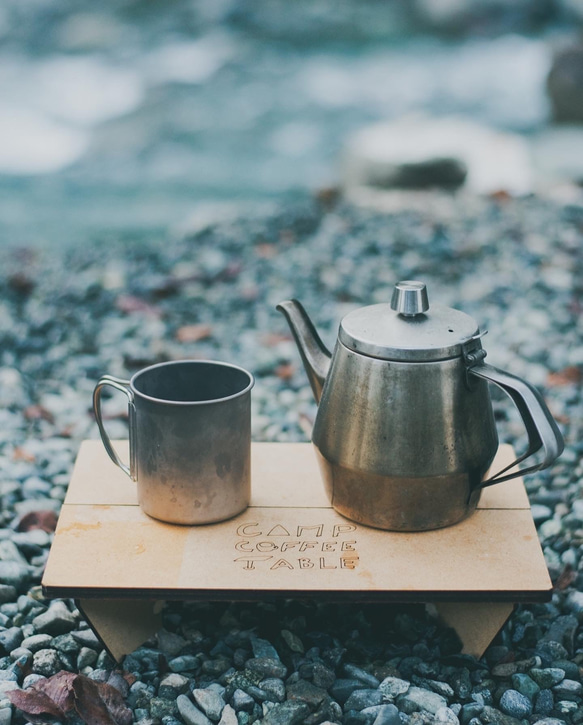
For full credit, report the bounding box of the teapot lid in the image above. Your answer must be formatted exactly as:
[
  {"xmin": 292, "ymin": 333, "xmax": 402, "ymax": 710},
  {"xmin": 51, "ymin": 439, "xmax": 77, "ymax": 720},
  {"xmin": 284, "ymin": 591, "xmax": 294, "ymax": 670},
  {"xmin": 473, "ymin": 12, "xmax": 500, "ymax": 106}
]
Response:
[{"xmin": 339, "ymin": 281, "xmax": 480, "ymax": 362}]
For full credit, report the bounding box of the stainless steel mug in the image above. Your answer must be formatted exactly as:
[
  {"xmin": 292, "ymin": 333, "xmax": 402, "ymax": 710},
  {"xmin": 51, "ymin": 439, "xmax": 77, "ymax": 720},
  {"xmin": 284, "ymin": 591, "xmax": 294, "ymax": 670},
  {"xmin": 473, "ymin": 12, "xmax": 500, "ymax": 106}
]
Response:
[{"xmin": 93, "ymin": 360, "xmax": 254, "ymax": 525}]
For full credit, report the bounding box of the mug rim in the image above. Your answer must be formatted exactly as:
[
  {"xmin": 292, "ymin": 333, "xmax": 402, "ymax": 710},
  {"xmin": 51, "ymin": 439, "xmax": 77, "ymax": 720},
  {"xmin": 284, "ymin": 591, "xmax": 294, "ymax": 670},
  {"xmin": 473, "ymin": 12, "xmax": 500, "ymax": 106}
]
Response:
[{"xmin": 130, "ymin": 359, "xmax": 255, "ymax": 406}]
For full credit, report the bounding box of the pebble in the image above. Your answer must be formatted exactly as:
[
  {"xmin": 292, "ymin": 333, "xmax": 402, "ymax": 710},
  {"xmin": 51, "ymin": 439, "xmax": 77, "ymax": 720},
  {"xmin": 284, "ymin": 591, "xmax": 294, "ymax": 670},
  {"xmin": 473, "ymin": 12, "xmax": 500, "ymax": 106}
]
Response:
[
  {"xmin": 176, "ymin": 694, "xmax": 213, "ymax": 725},
  {"xmin": 0, "ymin": 628, "xmax": 22, "ymax": 654},
  {"xmin": 344, "ymin": 688, "xmax": 385, "ymax": 711},
  {"xmin": 192, "ymin": 687, "xmax": 226, "ymax": 721},
  {"xmin": 552, "ymin": 679, "xmax": 583, "ymax": 700},
  {"xmin": 260, "ymin": 701, "xmax": 311, "ymax": 725},
  {"xmin": 379, "ymin": 676, "xmax": 411, "ymax": 699},
  {"xmin": 231, "ymin": 689, "xmax": 254, "ymax": 712},
  {"xmin": 32, "ymin": 601, "xmax": 77, "ymax": 635},
  {"xmin": 245, "ymin": 657, "xmax": 287, "ymax": 679},
  {"xmin": 159, "ymin": 673, "xmax": 189, "ymax": 698},
  {"xmin": 20, "ymin": 633, "xmax": 53, "ymax": 652},
  {"xmin": 372, "ymin": 704, "xmax": 401, "ymax": 725},
  {"xmin": 32, "ymin": 648, "xmax": 61, "ymax": 676},
  {"xmin": 530, "ymin": 668, "xmax": 566, "ymax": 688},
  {"xmin": 397, "ymin": 686, "xmax": 447, "ymax": 715},
  {"xmin": 218, "ymin": 704, "xmax": 237, "ymax": 725},
  {"xmin": 499, "ymin": 689, "xmax": 532, "ymax": 718},
  {"xmin": 259, "ymin": 678, "xmax": 286, "ymax": 703}
]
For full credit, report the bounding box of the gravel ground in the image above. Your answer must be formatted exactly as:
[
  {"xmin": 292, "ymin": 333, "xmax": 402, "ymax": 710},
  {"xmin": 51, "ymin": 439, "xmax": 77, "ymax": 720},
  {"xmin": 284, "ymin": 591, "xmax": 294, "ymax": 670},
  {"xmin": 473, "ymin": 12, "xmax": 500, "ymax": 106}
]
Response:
[{"xmin": 0, "ymin": 193, "xmax": 582, "ymax": 724}]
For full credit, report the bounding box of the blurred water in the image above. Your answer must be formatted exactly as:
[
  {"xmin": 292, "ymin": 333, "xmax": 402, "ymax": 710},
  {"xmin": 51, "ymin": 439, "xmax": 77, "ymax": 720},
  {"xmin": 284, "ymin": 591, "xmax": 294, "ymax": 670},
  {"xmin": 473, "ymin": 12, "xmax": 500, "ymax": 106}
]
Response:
[{"xmin": 0, "ymin": 0, "xmax": 569, "ymax": 246}]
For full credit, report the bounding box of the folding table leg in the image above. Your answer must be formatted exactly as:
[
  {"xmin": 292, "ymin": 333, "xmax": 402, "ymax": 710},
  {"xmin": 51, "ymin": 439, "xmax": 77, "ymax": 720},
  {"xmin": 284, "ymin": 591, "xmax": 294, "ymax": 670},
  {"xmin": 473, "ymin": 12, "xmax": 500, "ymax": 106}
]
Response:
[
  {"xmin": 77, "ymin": 599, "xmax": 164, "ymax": 662},
  {"xmin": 433, "ymin": 602, "xmax": 515, "ymax": 658}
]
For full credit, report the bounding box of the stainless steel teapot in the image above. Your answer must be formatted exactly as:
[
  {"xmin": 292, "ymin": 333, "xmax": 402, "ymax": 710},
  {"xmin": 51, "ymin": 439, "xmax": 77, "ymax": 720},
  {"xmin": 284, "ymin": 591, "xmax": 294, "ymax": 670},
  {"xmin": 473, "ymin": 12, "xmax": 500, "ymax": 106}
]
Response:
[{"xmin": 277, "ymin": 281, "xmax": 564, "ymax": 531}]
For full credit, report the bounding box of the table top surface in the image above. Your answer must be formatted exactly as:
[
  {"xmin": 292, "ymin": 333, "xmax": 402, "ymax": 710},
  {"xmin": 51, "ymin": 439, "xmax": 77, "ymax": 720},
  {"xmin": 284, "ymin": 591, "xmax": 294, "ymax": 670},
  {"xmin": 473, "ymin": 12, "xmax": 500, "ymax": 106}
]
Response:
[{"xmin": 42, "ymin": 441, "xmax": 552, "ymax": 602}]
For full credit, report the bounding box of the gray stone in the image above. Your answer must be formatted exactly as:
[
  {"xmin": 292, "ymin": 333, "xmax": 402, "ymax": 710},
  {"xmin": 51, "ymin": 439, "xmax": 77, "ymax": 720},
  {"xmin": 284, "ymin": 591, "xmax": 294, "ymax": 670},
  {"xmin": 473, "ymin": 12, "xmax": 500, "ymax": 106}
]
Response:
[
  {"xmin": 480, "ymin": 705, "xmax": 523, "ymax": 725},
  {"xmin": 250, "ymin": 637, "xmax": 279, "ymax": 660},
  {"xmin": 177, "ymin": 694, "xmax": 213, "ymax": 725},
  {"xmin": 372, "ymin": 704, "xmax": 401, "ymax": 725},
  {"xmin": 434, "ymin": 707, "xmax": 460, "ymax": 725},
  {"xmin": 0, "ymin": 628, "xmax": 22, "ymax": 654},
  {"xmin": 32, "ymin": 601, "xmax": 77, "ymax": 635},
  {"xmin": 379, "ymin": 676, "xmax": 410, "ymax": 699},
  {"xmin": 0, "ymin": 562, "xmax": 30, "ymax": 590},
  {"xmin": 32, "ymin": 648, "xmax": 61, "ymax": 676},
  {"xmin": 461, "ymin": 703, "xmax": 483, "ymax": 724},
  {"xmin": 149, "ymin": 697, "xmax": 178, "ymax": 719},
  {"xmin": 77, "ymin": 646, "xmax": 98, "ymax": 669},
  {"xmin": 0, "ymin": 587, "xmax": 15, "ymax": 605},
  {"xmin": 548, "ymin": 42, "xmax": 583, "ymax": 123},
  {"xmin": 52, "ymin": 633, "xmax": 79, "ymax": 654},
  {"xmin": 0, "ymin": 681, "xmax": 18, "ymax": 697},
  {"xmin": 556, "ymin": 700, "xmax": 579, "ymax": 714},
  {"xmin": 218, "ymin": 704, "xmax": 237, "ymax": 725},
  {"xmin": 344, "ymin": 688, "xmax": 385, "ymax": 711},
  {"xmin": 287, "ymin": 679, "xmax": 328, "ymax": 708},
  {"xmin": 499, "ymin": 690, "xmax": 532, "ymax": 719},
  {"xmin": 343, "ymin": 118, "xmax": 532, "ymax": 198},
  {"xmin": 312, "ymin": 662, "xmax": 336, "ymax": 689},
  {"xmin": 542, "ymin": 616, "xmax": 578, "ymax": 655},
  {"xmin": 169, "ymin": 655, "xmax": 200, "ymax": 672},
  {"xmin": 0, "ymin": 540, "xmax": 27, "ymax": 566},
  {"xmin": 281, "ymin": 629, "xmax": 304, "ymax": 654},
  {"xmin": 534, "ymin": 689, "xmax": 554, "ymax": 716},
  {"xmin": 159, "ymin": 673, "xmax": 189, "ymax": 698},
  {"xmin": 9, "ymin": 647, "xmax": 31, "ymax": 661},
  {"xmin": 531, "ymin": 505, "xmax": 552, "ymax": 524},
  {"xmin": 530, "ymin": 668, "xmax": 566, "ymax": 688},
  {"xmin": 261, "ymin": 701, "xmax": 311, "ymax": 725},
  {"xmin": 22, "ymin": 674, "xmax": 46, "ymax": 689},
  {"xmin": 531, "ymin": 720, "xmax": 567, "ymax": 725},
  {"xmin": 552, "ymin": 679, "xmax": 583, "ymax": 700},
  {"xmin": 245, "ymin": 657, "xmax": 287, "ymax": 679},
  {"xmin": 259, "ymin": 678, "xmax": 285, "ymax": 703},
  {"xmin": 128, "ymin": 681, "xmax": 154, "ymax": 709},
  {"xmin": 330, "ymin": 678, "xmax": 368, "ymax": 705},
  {"xmin": 397, "ymin": 686, "xmax": 447, "ymax": 715},
  {"xmin": 193, "ymin": 687, "xmax": 226, "ymax": 721},
  {"xmin": 344, "ymin": 664, "xmax": 380, "ymax": 688},
  {"xmin": 156, "ymin": 629, "xmax": 187, "ymax": 657},
  {"xmin": 71, "ymin": 628, "xmax": 100, "ymax": 648},
  {"xmin": 232, "ymin": 689, "xmax": 254, "ymax": 712},
  {"xmin": 511, "ymin": 673, "xmax": 540, "ymax": 699},
  {"xmin": 0, "ymin": 706, "xmax": 10, "ymax": 725}
]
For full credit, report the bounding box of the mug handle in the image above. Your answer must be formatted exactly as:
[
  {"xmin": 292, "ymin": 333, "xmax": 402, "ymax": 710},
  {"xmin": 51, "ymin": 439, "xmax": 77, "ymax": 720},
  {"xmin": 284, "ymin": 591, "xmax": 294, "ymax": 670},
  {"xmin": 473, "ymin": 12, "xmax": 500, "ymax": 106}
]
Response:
[
  {"xmin": 468, "ymin": 362, "xmax": 564, "ymax": 487},
  {"xmin": 93, "ymin": 375, "xmax": 137, "ymax": 481}
]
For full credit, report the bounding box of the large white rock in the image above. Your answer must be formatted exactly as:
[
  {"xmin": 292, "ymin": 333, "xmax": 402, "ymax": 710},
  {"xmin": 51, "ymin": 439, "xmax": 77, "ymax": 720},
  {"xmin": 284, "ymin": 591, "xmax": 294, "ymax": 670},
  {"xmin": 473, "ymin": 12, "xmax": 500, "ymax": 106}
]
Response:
[{"xmin": 343, "ymin": 116, "xmax": 533, "ymax": 197}]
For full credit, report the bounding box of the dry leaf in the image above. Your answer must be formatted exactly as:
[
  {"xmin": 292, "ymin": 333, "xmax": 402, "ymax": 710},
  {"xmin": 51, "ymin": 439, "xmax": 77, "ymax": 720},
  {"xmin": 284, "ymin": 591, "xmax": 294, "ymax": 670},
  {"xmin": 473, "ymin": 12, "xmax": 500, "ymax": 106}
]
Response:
[
  {"xmin": 555, "ymin": 564, "xmax": 577, "ymax": 591},
  {"xmin": 74, "ymin": 677, "xmax": 132, "ymax": 725},
  {"xmin": 24, "ymin": 405, "xmax": 55, "ymax": 424},
  {"xmin": 176, "ymin": 324, "xmax": 213, "ymax": 343},
  {"xmin": 7, "ymin": 687, "xmax": 67, "ymax": 723},
  {"xmin": 13, "ymin": 447, "xmax": 36, "ymax": 463},
  {"xmin": 255, "ymin": 243, "xmax": 278, "ymax": 258},
  {"xmin": 35, "ymin": 671, "xmax": 76, "ymax": 715},
  {"xmin": 275, "ymin": 363, "xmax": 295, "ymax": 380},
  {"xmin": 547, "ymin": 366, "xmax": 582, "ymax": 387},
  {"xmin": 115, "ymin": 295, "xmax": 161, "ymax": 317},
  {"xmin": 261, "ymin": 333, "xmax": 292, "ymax": 347},
  {"xmin": 17, "ymin": 511, "xmax": 59, "ymax": 533}
]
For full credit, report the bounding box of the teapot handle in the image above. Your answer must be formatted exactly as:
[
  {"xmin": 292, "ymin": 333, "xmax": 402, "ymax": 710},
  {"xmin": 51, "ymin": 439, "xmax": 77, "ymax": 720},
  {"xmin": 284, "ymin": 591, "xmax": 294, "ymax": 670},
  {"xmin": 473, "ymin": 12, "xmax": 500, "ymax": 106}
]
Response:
[{"xmin": 468, "ymin": 362, "xmax": 564, "ymax": 487}]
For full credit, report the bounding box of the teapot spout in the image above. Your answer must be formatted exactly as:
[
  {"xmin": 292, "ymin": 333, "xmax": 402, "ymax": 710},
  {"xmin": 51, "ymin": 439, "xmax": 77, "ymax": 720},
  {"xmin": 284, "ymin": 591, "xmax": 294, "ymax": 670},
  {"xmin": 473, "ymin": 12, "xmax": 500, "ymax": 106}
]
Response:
[{"xmin": 276, "ymin": 299, "xmax": 332, "ymax": 403}]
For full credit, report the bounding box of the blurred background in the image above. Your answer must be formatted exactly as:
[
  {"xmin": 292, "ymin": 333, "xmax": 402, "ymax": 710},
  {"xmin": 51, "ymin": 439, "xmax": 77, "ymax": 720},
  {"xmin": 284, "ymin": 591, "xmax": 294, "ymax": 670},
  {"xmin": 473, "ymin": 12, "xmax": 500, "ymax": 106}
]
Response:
[{"xmin": 2, "ymin": 0, "xmax": 583, "ymax": 249}]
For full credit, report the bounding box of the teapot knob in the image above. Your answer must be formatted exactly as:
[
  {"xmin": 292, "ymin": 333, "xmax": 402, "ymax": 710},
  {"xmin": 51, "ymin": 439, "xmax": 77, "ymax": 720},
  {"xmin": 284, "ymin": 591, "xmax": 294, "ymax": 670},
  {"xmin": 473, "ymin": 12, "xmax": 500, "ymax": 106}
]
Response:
[{"xmin": 390, "ymin": 280, "xmax": 429, "ymax": 316}]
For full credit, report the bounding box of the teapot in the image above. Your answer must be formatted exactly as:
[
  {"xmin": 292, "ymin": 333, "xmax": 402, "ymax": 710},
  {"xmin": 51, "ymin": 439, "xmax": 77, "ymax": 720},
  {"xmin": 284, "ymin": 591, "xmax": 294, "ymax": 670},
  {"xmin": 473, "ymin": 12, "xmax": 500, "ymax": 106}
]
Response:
[{"xmin": 277, "ymin": 281, "xmax": 564, "ymax": 531}]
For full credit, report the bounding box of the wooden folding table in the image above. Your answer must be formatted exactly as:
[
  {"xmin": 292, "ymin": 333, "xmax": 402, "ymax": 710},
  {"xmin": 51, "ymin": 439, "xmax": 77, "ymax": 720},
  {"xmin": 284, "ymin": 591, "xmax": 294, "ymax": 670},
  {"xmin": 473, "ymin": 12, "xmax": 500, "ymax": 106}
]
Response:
[{"xmin": 42, "ymin": 441, "xmax": 551, "ymax": 661}]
